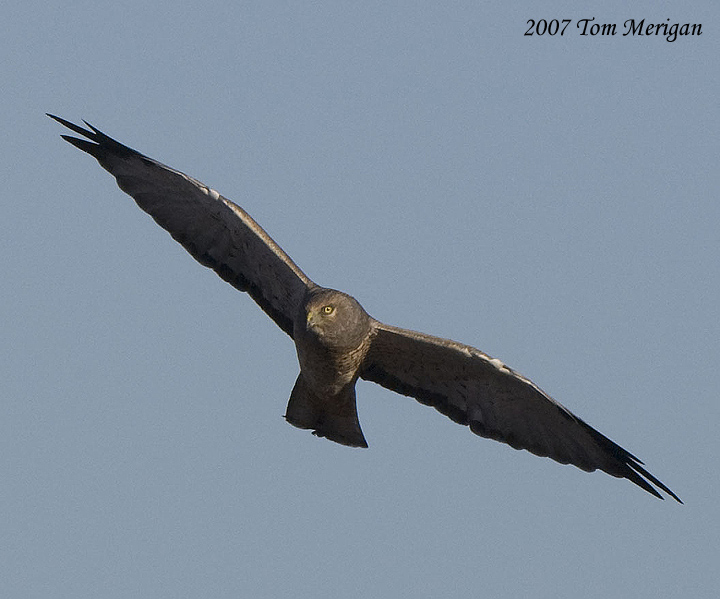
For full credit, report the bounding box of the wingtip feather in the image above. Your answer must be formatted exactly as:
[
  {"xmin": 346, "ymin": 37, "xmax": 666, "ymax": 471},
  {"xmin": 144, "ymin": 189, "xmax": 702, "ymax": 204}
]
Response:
[
  {"xmin": 629, "ymin": 460, "xmax": 683, "ymax": 503},
  {"xmin": 48, "ymin": 113, "xmax": 96, "ymax": 138}
]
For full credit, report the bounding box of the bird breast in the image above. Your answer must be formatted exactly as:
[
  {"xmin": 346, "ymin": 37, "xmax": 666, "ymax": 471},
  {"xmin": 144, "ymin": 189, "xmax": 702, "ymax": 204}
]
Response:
[{"xmin": 294, "ymin": 331, "xmax": 373, "ymax": 396}]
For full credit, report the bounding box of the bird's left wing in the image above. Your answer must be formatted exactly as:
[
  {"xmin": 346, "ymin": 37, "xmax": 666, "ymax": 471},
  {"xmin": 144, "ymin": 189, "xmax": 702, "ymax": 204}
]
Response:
[
  {"xmin": 361, "ymin": 321, "xmax": 680, "ymax": 502},
  {"xmin": 49, "ymin": 115, "xmax": 314, "ymax": 337}
]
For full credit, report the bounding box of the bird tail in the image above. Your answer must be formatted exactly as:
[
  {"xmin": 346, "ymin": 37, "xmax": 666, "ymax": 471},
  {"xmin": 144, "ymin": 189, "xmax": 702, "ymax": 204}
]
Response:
[{"xmin": 285, "ymin": 374, "xmax": 368, "ymax": 448}]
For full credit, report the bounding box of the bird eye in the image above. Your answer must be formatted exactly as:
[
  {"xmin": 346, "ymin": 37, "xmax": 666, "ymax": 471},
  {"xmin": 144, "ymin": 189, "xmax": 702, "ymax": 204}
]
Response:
[{"xmin": 322, "ymin": 305, "xmax": 334, "ymax": 314}]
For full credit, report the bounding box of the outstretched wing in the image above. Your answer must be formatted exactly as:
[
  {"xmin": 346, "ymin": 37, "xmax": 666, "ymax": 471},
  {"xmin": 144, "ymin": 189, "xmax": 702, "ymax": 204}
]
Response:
[
  {"xmin": 49, "ymin": 115, "xmax": 314, "ymax": 337},
  {"xmin": 361, "ymin": 321, "xmax": 681, "ymax": 502}
]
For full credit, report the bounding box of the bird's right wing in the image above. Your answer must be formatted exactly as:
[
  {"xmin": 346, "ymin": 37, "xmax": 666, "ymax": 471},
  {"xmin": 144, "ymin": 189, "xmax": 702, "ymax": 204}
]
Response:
[{"xmin": 49, "ymin": 115, "xmax": 314, "ymax": 337}]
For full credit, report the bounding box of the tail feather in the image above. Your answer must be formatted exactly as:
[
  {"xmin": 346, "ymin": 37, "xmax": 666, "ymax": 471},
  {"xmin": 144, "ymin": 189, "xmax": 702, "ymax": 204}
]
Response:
[{"xmin": 285, "ymin": 374, "xmax": 368, "ymax": 448}]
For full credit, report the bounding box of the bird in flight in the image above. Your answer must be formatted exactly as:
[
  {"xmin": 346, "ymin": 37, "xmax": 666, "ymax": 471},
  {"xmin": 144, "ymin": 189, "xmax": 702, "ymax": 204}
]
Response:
[{"xmin": 49, "ymin": 114, "xmax": 680, "ymax": 502}]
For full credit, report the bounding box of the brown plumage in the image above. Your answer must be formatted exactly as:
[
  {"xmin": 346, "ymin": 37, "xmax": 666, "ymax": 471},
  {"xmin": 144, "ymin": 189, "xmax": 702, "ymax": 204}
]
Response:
[{"xmin": 49, "ymin": 114, "xmax": 681, "ymax": 502}]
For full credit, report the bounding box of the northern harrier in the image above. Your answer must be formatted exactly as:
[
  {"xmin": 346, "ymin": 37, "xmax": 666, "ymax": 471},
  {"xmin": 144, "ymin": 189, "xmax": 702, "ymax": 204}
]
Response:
[{"xmin": 49, "ymin": 115, "xmax": 681, "ymax": 502}]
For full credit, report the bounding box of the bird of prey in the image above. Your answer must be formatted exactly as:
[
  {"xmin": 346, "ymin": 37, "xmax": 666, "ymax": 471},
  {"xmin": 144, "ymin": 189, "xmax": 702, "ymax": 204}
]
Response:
[{"xmin": 49, "ymin": 114, "xmax": 680, "ymax": 502}]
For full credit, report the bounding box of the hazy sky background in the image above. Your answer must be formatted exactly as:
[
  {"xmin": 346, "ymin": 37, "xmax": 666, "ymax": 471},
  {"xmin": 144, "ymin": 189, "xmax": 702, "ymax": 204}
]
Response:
[{"xmin": 2, "ymin": 2, "xmax": 718, "ymax": 597}]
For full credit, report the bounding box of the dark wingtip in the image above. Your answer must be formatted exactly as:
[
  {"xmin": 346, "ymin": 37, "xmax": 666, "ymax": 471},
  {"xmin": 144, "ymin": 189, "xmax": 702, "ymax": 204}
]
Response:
[
  {"xmin": 48, "ymin": 113, "xmax": 97, "ymax": 139},
  {"xmin": 637, "ymin": 465, "xmax": 682, "ymax": 503},
  {"xmin": 49, "ymin": 114, "xmax": 138, "ymax": 161},
  {"xmin": 577, "ymin": 417, "xmax": 682, "ymax": 503}
]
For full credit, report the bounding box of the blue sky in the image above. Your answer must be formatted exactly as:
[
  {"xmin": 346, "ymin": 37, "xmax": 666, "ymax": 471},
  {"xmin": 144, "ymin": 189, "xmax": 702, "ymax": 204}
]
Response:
[{"xmin": 2, "ymin": 2, "xmax": 718, "ymax": 597}]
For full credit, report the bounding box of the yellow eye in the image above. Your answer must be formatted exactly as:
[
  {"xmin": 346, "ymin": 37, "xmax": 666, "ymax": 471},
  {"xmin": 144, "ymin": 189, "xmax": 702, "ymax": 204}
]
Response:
[{"xmin": 321, "ymin": 305, "xmax": 334, "ymax": 314}]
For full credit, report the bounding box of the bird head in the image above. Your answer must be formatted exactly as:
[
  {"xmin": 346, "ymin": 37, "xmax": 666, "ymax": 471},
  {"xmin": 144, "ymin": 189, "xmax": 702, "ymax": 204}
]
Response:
[{"xmin": 299, "ymin": 288, "xmax": 371, "ymax": 350}]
